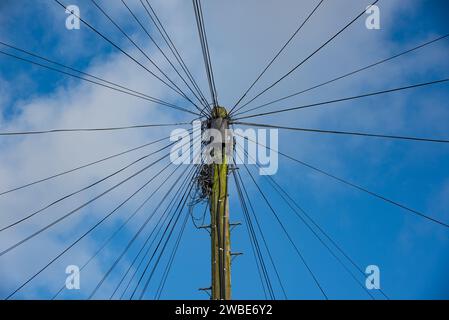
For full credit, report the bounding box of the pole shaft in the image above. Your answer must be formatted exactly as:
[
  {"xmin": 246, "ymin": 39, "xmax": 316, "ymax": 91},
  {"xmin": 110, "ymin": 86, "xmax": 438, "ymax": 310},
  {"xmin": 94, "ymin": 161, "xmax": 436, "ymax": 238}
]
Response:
[{"xmin": 210, "ymin": 107, "xmax": 231, "ymax": 300}]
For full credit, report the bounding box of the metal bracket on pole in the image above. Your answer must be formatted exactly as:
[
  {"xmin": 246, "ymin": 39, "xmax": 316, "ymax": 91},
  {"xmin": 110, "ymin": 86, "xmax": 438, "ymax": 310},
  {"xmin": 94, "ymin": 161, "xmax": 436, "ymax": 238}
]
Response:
[
  {"xmin": 230, "ymin": 222, "xmax": 242, "ymax": 232},
  {"xmin": 198, "ymin": 287, "xmax": 212, "ymax": 299},
  {"xmin": 230, "ymin": 252, "xmax": 243, "ymax": 263}
]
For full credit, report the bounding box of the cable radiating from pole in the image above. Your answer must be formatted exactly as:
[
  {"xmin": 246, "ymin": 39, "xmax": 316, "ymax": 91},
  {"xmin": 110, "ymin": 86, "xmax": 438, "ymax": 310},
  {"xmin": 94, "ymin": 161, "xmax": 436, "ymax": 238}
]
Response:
[
  {"xmin": 141, "ymin": 0, "xmax": 211, "ymax": 111},
  {"xmin": 193, "ymin": 0, "xmax": 218, "ymax": 107},
  {"xmin": 264, "ymin": 172, "xmax": 389, "ymax": 300},
  {"xmin": 52, "ymin": 156, "xmax": 190, "ymax": 299},
  {"xmin": 89, "ymin": 145, "xmax": 201, "ymax": 299},
  {"xmin": 89, "ymin": 0, "xmax": 201, "ymax": 113},
  {"xmin": 139, "ymin": 166, "xmax": 202, "ymax": 300},
  {"xmin": 114, "ymin": 167, "xmax": 194, "ymax": 300},
  {"xmin": 130, "ymin": 166, "xmax": 200, "ymax": 299},
  {"xmin": 155, "ymin": 187, "xmax": 210, "ymax": 300},
  {"xmin": 236, "ymin": 143, "xmax": 377, "ymax": 299},
  {"xmin": 233, "ymin": 77, "xmax": 449, "ymax": 121},
  {"xmin": 233, "ymin": 121, "xmax": 449, "ymax": 144},
  {"xmin": 0, "ymin": 122, "xmax": 189, "ymax": 136},
  {"xmin": 113, "ymin": 165, "xmax": 198, "ymax": 300},
  {"xmin": 137, "ymin": 193, "xmax": 193, "ymax": 300},
  {"xmin": 230, "ymin": 0, "xmax": 325, "ymax": 113},
  {"xmin": 229, "ymin": 149, "xmax": 276, "ymax": 299},
  {"xmin": 137, "ymin": 166, "xmax": 202, "ymax": 300},
  {"xmin": 193, "ymin": 0, "xmax": 213, "ymax": 104},
  {"xmin": 235, "ymin": 133, "xmax": 449, "ymax": 229},
  {"xmin": 154, "ymin": 200, "xmax": 209, "ymax": 300},
  {"xmin": 54, "ymin": 0, "xmax": 197, "ymax": 109},
  {"xmin": 0, "ymin": 140, "xmax": 183, "ymax": 257},
  {"xmin": 121, "ymin": 0, "xmax": 208, "ymax": 113},
  {"xmin": 0, "ymin": 40, "xmax": 192, "ymax": 114},
  {"xmin": 154, "ymin": 201, "xmax": 190, "ymax": 299},
  {"xmin": 4, "ymin": 151, "xmax": 178, "ymax": 300},
  {"xmin": 239, "ymin": 160, "xmax": 328, "ymax": 299},
  {"xmin": 234, "ymin": 33, "xmax": 449, "ymax": 116},
  {"xmin": 232, "ymin": 0, "xmax": 380, "ymax": 113},
  {"xmin": 116, "ymin": 136, "xmax": 204, "ymax": 300},
  {"xmin": 233, "ymin": 171, "xmax": 270, "ymax": 299},
  {"xmin": 0, "ymin": 135, "xmax": 170, "ymax": 197},
  {"xmin": 0, "ymin": 49, "xmax": 199, "ymax": 116},
  {"xmin": 87, "ymin": 164, "xmax": 193, "ymax": 299},
  {"xmin": 0, "ymin": 138, "xmax": 178, "ymax": 233},
  {"xmin": 232, "ymin": 167, "xmax": 275, "ymax": 299},
  {"xmin": 234, "ymin": 167, "xmax": 289, "ymax": 300},
  {"xmin": 198, "ymin": 0, "xmax": 218, "ymax": 107}
]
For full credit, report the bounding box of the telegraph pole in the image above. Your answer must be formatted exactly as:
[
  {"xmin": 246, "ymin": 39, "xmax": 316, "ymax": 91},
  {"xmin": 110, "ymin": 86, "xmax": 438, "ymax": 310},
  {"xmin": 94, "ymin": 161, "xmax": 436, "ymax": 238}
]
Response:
[{"xmin": 208, "ymin": 106, "xmax": 231, "ymax": 300}]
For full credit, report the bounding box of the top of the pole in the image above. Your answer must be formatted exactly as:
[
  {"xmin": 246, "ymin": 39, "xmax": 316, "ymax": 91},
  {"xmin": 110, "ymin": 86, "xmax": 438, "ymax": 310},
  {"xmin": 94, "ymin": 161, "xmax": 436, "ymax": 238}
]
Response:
[{"xmin": 211, "ymin": 106, "xmax": 228, "ymax": 119}]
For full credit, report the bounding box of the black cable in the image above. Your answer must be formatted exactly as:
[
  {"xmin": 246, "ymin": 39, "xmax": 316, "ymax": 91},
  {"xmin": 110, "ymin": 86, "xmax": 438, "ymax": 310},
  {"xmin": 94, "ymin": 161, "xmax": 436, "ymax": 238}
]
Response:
[
  {"xmin": 235, "ymin": 132, "xmax": 449, "ymax": 229},
  {"xmin": 193, "ymin": 0, "xmax": 218, "ymax": 107},
  {"xmin": 141, "ymin": 0, "xmax": 211, "ymax": 111},
  {"xmin": 0, "ymin": 137, "xmax": 179, "ymax": 233},
  {"xmin": 52, "ymin": 153, "xmax": 189, "ymax": 299},
  {"xmin": 54, "ymin": 0, "xmax": 196, "ymax": 109},
  {"xmin": 89, "ymin": 0, "xmax": 197, "ymax": 110},
  {"xmin": 0, "ymin": 40, "xmax": 192, "ymax": 114},
  {"xmin": 0, "ymin": 49, "xmax": 198, "ymax": 116},
  {"xmin": 114, "ymin": 142, "xmax": 204, "ymax": 300},
  {"xmin": 270, "ymin": 177, "xmax": 390, "ymax": 300},
  {"xmin": 236, "ymin": 142, "xmax": 377, "ymax": 299},
  {"xmin": 144, "ymin": 0, "xmax": 208, "ymax": 103},
  {"xmin": 87, "ymin": 162, "xmax": 193, "ymax": 299},
  {"xmin": 233, "ymin": 121, "xmax": 449, "ymax": 144},
  {"xmin": 265, "ymin": 171, "xmax": 389, "ymax": 300},
  {"xmin": 0, "ymin": 138, "xmax": 183, "ymax": 257},
  {"xmin": 266, "ymin": 173, "xmax": 376, "ymax": 299},
  {"xmin": 236, "ymin": 155, "xmax": 328, "ymax": 299},
  {"xmin": 111, "ymin": 164, "xmax": 198, "ymax": 299},
  {"xmin": 192, "ymin": 0, "xmax": 211, "ymax": 104},
  {"xmin": 137, "ymin": 185, "xmax": 195, "ymax": 300},
  {"xmin": 232, "ymin": 168, "xmax": 273, "ymax": 299},
  {"xmin": 196, "ymin": 0, "xmax": 217, "ymax": 106},
  {"xmin": 122, "ymin": 0, "xmax": 208, "ymax": 111},
  {"xmin": 232, "ymin": 165, "xmax": 270, "ymax": 300},
  {"xmin": 91, "ymin": 143, "xmax": 201, "ymax": 299},
  {"xmin": 130, "ymin": 165, "xmax": 199, "ymax": 299},
  {"xmin": 235, "ymin": 33, "xmax": 449, "ymax": 116},
  {"xmin": 0, "ymin": 135, "xmax": 169, "ymax": 197},
  {"xmin": 230, "ymin": 0, "xmax": 325, "ymax": 113},
  {"xmin": 233, "ymin": 0, "xmax": 380, "ymax": 112},
  {"xmin": 233, "ymin": 77, "xmax": 449, "ymax": 121},
  {"xmin": 0, "ymin": 122, "xmax": 189, "ymax": 136},
  {"xmin": 234, "ymin": 165, "xmax": 288, "ymax": 300},
  {"xmin": 154, "ymin": 201, "xmax": 190, "ymax": 299},
  {"xmin": 114, "ymin": 168, "xmax": 197, "ymax": 300},
  {"xmin": 120, "ymin": 0, "xmax": 208, "ymax": 114},
  {"xmin": 197, "ymin": 0, "xmax": 218, "ymax": 107},
  {"xmin": 231, "ymin": 124, "xmax": 281, "ymax": 297},
  {"xmin": 4, "ymin": 149, "xmax": 178, "ymax": 300}
]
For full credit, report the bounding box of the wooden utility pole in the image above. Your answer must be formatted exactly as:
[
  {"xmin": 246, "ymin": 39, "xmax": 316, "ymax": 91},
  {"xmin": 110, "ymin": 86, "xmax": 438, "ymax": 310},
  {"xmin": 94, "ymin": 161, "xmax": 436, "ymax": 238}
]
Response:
[{"xmin": 209, "ymin": 106, "xmax": 231, "ymax": 300}]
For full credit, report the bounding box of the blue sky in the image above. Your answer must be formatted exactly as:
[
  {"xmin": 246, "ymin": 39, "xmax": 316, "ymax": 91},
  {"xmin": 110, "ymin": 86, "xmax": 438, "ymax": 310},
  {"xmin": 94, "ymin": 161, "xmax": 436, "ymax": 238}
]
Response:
[{"xmin": 0, "ymin": 0, "xmax": 448, "ymax": 300}]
